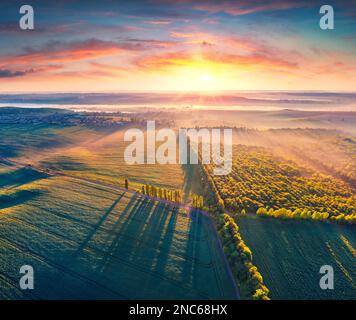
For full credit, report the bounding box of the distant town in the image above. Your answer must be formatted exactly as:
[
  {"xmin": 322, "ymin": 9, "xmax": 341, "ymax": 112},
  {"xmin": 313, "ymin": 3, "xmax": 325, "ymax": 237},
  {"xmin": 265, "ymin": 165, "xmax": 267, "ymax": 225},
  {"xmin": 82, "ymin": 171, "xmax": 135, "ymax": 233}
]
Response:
[{"xmin": 0, "ymin": 107, "xmax": 130, "ymax": 127}]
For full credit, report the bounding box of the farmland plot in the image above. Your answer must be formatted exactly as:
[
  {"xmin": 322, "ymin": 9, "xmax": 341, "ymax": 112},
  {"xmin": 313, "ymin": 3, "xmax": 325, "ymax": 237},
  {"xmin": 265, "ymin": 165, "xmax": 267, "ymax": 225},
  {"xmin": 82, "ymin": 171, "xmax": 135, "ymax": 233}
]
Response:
[
  {"xmin": 238, "ymin": 216, "xmax": 355, "ymax": 299},
  {"xmin": 0, "ymin": 124, "xmax": 184, "ymax": 191},
  {"xmin": 0, "ymin": 164, "xmax": 238, "ymax": 300}
]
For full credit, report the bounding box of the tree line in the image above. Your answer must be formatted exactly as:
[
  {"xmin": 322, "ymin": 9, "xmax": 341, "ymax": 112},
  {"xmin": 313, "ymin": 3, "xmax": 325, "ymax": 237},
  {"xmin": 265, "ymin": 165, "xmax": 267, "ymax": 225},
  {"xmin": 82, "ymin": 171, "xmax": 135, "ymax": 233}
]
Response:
[
  {"xmin": 140, "ymin": 183, "xmax": 184, "ymax": 203},
  {"xmin": 192, "ymin": 194, "xmax": 204, "ymax": 209},
  {"xmin": 193, "ymin": 158, "xmax": 271, "ymax": 300},
  {"xmin": 218, "ymin": 213, "xmax": 270, "ymax": 300},
  {"xmin": 256, "ymin": 206, "xmax": 356, "ymax": 224}
]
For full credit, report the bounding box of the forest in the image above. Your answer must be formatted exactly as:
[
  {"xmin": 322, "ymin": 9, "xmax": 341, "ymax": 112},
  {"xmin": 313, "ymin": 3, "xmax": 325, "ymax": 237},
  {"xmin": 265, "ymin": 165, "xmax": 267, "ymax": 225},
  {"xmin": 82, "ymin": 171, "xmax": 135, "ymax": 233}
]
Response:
[{"xmin": 205, "ymin": 145, "xmax": 355, "ymax": 224}]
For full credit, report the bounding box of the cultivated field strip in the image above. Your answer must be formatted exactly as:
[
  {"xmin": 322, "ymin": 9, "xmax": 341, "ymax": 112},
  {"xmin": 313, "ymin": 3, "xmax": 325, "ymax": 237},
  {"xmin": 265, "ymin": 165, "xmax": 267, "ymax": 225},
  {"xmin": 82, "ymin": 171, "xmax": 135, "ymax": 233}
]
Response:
[
  {"xmin": 0, "ymin": 170, "xmax": 238, "ymax": 300},
  {"xmin": 20, "ymin": 182, "xmax": 210, "ymax": 242},
  {"xmin": 1, "ymin": 215, "xmax": 209, "ymax": 298},
  {"xmin": 0, "ymin": 271, "xmax": 35, "ymax": 300},
  {"xmin": 238, "ymin": 217, "xmax": 356, "ymax": 299},
  {"xmin": 32, "ymin": 128, "xmax": 186, "ymax": 191},
  {"xmin": 0, "ymin": 167, "xmax": 210, "ymax": 243},
  {"xmin": 0, "ymin": 204, "xmax": 219, "ymax": 298},
  {"xmin": 8, "ymin": 201, "xmax": 213, "ymax": 267},
  {"xmin": 0, "ymin": 237, "xmax": 127, "ymax": 299}
]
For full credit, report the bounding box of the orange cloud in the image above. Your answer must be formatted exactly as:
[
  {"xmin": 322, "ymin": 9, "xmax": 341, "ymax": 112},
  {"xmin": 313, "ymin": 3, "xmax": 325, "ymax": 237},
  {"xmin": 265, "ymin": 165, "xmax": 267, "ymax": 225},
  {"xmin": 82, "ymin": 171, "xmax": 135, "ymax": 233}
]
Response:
[
  {"xmin": 135, "ymin": 48, "xmax": 298, "ymax": 73},
  {"xmin": 0, "ymin": 39, "xmax": 136, "ymax": 68},
  {"xmin": 169, "ymin": 31, "xmax": 271, "ymax": 52}
]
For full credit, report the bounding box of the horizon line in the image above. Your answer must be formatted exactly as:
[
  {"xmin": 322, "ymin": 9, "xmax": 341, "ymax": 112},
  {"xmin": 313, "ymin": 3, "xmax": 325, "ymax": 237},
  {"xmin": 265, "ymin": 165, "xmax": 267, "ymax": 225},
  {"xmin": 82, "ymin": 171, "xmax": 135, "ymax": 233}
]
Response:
[{"xmin": 0, "ymin": 90, "xmax": 356, "ymax": 94}]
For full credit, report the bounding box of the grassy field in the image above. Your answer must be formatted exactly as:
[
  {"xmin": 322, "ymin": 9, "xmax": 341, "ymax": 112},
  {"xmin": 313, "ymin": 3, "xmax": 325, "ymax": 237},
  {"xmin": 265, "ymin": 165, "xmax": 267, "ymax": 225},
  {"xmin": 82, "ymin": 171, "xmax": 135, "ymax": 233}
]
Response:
[
  {"xmin": 0, "ymin": 162, "xmax": 238, "ymax": 300},
  {"xmin": 238, "ymin": 215, "xmax": 356, "ymax": 299},
  {"xmin": 1, "ymin": 115, "xmax": 355, "ymax": 300},
  {"xmin": 0, "ymin": 124, "xmax": 185, "ymax": 192}
]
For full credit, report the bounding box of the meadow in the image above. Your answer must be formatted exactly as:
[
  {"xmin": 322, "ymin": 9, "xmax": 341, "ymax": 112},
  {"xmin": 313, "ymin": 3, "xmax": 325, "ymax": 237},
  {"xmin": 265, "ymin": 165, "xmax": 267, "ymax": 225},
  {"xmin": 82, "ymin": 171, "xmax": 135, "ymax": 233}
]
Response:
[
  {"xmin": 238, "ymin": 215, "xmax": 356, "ymax": 299},
  {"xmin": 0, "ymin": 123, "xmax": 185, "ymax": 192},
  {"xmin": 0, "ymin": 162, "xmax": 238, "ymax": 299},
  {"xmin": 1, "ymin": 107, "xmax": 355, "ymax": 300}
]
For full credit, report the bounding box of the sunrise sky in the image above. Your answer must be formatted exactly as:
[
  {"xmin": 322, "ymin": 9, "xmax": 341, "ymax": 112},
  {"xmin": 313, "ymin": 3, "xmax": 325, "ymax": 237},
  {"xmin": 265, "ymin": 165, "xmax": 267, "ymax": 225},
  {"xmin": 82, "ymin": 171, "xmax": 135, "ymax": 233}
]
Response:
[{"xmin": 0, "ymin": 0, "xmax": 355, "ymax": 92}]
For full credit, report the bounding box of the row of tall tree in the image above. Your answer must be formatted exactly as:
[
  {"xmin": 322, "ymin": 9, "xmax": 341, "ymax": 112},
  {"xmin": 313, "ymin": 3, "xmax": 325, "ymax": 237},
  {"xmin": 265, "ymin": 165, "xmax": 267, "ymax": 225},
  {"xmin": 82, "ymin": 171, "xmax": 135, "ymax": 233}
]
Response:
[
  {"xmin": 218, "ymin": 213, "xmax": 270, "ymax": 300},
  {"xmin": 256, "ymin": 207, "xmax": 356, "ymax": 224},
  {"xmin": 141, "ymin": 184, "xmax": 183, "ymax": 204},
  {"xmin": 195, "ymin": 159, "xmax": 271, "ymax": 300},
  {"xmin": 192, "ymin": 194, "xmax": 204, "ymax": 209},
  {"xmin": 125, "ymin": 178, "xmax": 205, "ymax": 209},
  {"xmin": 330, "ymin": 213, "xmax": 356, "ymax": 224}
]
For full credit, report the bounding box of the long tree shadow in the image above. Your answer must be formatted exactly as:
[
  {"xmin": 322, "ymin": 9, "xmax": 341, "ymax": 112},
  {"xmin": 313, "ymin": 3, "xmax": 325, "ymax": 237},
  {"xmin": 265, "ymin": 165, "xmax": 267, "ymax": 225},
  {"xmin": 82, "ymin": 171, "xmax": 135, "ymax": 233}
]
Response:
[
  {"xmin": 98, "ymin": 197, "xmax": 156, "ymax": 272},
  {"xmin": 96, "ymin": 199, "xmax": 195, "ymax": 299},
  {"xmin": 68, "ymin": 194, "xmax": 223, "ymax": 299},
  {"xmin": 152, "ymin": 205, "xmax": 179, "ymax": 276},
  {"xmin": 40, "ymin": 157, "xmax": 92, "ymax": 172},
  {"xmin": 0, "ymin": 189, "xmax": 45, "ymax": 209},
  {"xmin": 182, "ymin": 209, "xmax": 203, "ymax": 287},
  {"xmin": 97, "ymin": 194, "xmax": 145, "ymax": 262},
  {"xmin": 182, "ymin": 163, "xmax": 204, "ymax": 203},
  {"xmin": 0, "ymin": 167, "xmax": 48, "ymax": 189},
  {"xmin": 100, "ymin": 199, "xmax": 166, "ymax": 266},
  {"xmin": 0, "ymin": 157, "xmax": 16, "ymax": 167},
  {"xmin": 74, "ymin": 192, "xmax": 126, "ymax": 256},
  {"xmin": 0, "ymin": 144, "xmax": 20, "ymax": 158},
  {"xmin": 182, "ymin": 164, "xmax": 194, "ymax": 202}
]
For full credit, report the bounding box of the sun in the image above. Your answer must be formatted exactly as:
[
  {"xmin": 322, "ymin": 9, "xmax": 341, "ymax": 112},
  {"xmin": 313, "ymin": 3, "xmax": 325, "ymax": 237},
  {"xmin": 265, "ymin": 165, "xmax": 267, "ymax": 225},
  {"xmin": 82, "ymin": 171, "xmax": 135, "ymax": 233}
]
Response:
[
  {"xmin": 169, "ymin": 65, "xmax": 221, "ymax": 91},
  {"xmin": 198, "ymin": 73, "xmax": 214, "ymax": 82}
]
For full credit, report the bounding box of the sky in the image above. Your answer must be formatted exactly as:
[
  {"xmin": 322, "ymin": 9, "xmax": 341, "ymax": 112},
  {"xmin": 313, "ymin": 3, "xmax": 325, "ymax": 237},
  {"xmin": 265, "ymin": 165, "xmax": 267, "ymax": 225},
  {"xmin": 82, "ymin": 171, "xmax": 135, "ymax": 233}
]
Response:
[{"xmin": 0, "ymin": 0, "xmax": 355, "ymax": 92}]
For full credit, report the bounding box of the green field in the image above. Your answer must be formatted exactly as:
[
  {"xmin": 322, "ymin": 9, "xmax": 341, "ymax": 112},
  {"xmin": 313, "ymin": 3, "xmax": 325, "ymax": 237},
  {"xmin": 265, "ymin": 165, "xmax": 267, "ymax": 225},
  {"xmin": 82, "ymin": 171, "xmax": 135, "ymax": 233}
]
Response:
[
  {"xmin": 238, "ymin": 215, "xmax": 355, "ymax": 299},
  {"xmin": 0, "ymin": 162, "xmax": 238, "ymax": 300},
  {"xmin": 0, "ymin": 124, "xmax": 184, "ymax": 191},
  {"xmin": 1, "ymin": 117, "xmax": 355, "ymax": 300}
]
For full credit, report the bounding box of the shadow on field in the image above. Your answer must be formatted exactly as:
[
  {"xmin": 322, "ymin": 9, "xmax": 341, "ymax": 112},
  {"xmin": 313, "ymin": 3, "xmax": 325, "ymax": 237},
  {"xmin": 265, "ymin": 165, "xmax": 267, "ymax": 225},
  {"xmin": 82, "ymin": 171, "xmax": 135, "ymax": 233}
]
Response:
[
  {"xmin": 69, "ymin": 194, "xmax": 224, "ymax": 298},
  {"xmin": 182, "ymin": 209, "xmax": 203, "ymax": 286},
  {"xmin": 97, "ymin": 196, "xmax": 179, "ymax": 278},
  {"xmin": 182, "ymin": 163, "xmax": 204, "ymax": 202},
  {"xmin": 0, "ymin": 167, "xmax": 48, "ymax": 189},
  {"xmin": 74, "ymin": 192, "xmax": 126, "ymax": 256},
  {"xmin": 40, "ymin": 157, "xmax": 92, "ymax": 172},
  {"xmin": 0, "ymin": 158, "xmax": 16, "ymax": 167},
  {"xmin": 0, "ymin": 189, "xmax": 45, "ymax": 209},
  {"xmin": 152, "ymin": 205, "xmax": 179, "ymax": 275},
  {"xmin": 182, "ymin": 164, "xmax": 194, "ymax": 202},
  {"xmin": 0, "ymin": 144, "xmax": 20, "ymax": 158}
]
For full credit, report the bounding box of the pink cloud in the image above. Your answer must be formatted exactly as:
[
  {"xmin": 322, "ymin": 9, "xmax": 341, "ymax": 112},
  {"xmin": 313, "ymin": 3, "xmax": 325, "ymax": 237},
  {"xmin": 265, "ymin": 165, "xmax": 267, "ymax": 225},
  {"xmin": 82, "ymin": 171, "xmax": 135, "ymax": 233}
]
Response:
[
  {"xmin": 144, "ymin": 20, "xmax": 172, "ymax": 25},
  {"xmin": 0, "ymin": 39, "xmax": 139, "ymax": 67},
  {"xmin": 135, "ymin": 49, "xmax": 298, "ymax": 71},
  {"xmin": 193, "ymin": 1, "xmax": 306, "ymax": 16}
]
